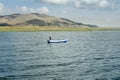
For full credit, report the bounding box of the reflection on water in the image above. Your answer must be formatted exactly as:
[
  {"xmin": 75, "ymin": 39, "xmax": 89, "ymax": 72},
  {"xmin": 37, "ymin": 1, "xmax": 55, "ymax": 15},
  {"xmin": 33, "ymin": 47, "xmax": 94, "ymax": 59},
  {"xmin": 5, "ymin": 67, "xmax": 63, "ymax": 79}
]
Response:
[{"xmin": 0, "ymin": 31, "xmax": 120, "ymax": 80}]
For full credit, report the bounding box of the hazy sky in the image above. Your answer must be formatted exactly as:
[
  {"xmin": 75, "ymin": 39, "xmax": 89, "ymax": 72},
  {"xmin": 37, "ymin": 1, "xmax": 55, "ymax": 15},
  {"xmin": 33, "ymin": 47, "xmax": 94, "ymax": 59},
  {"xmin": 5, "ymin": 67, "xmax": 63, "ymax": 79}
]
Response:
[{"xmin": 0, "ymin": 0, "xmax": 120, "ymax": 27}]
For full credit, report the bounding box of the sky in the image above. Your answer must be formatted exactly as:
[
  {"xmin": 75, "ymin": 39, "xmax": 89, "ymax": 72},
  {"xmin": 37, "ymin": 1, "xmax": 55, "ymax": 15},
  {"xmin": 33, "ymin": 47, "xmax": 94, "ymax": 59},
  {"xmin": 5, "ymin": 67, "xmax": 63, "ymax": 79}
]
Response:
[{"xmin": 0, "ymin": 0, "xmax": 120, "ymax": 27}]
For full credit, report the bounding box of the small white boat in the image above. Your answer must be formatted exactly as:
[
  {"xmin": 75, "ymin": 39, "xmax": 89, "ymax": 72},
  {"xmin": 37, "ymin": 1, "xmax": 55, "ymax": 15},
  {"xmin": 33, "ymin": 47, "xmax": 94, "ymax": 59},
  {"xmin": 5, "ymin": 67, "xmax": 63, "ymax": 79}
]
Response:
[{"xmin": 48, "ymin": 39, "xmax": 68, "ymax": 43}]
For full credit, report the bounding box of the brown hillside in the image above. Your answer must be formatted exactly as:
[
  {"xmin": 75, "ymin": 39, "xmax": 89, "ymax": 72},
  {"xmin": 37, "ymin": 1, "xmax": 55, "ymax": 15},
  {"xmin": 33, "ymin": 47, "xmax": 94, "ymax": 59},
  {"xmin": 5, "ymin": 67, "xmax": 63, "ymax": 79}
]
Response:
[{"xmin": 0, "ymin": 13, "xmax": 97, "ymax": 27}]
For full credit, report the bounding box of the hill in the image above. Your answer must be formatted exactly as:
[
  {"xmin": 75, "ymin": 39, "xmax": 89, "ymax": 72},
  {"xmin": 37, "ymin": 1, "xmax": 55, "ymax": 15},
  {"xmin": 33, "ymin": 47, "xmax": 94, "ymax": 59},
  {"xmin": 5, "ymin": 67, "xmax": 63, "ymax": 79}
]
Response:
[{"xmin": 0, "ymin": 13, "xmax": 98, "ymax": 27}]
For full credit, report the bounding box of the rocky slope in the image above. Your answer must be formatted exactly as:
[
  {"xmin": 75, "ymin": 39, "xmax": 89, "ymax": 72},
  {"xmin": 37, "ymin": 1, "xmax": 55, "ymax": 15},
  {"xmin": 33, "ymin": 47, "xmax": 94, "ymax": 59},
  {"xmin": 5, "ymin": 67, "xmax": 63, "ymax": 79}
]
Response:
[{"xmin": 0, "ymin": 13, "xmax": 97, "ymax": 27}]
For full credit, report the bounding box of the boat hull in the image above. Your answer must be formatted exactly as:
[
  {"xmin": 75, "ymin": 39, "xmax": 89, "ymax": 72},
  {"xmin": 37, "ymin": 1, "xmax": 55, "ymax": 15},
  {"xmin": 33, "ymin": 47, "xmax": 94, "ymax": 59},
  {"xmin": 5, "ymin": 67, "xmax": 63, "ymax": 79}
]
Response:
[{"xmin": 48, "ymin": 39, "xmax": 68, "ymax": 43}]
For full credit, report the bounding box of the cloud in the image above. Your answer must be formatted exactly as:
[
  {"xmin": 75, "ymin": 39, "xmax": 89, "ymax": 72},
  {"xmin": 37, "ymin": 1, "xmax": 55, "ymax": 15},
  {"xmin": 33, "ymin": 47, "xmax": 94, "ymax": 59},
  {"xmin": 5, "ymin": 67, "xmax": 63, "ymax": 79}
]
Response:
[
  {"xmin": 74, "ymin": 0, "xmax": 111, "ymax": 9},
  {"xmin": 99, "ymin": 0, "xmax": 110, "ymax": 8},
  {"xmin": 18, "ymin": 6, "xmax": 49, "ymax": 14},
  {"xmin": 0, "ymin": 3, "xmax": 4, "ymax": 12},
  {"xmin": 37, "ymin": 0, "xmax": 68, "ymax": 4},
  {"xmin": 37, "ymin": 7, "xmax": 49, "ymax": 14},
  {"xmin": 36, "ymin": 0, "xmax": 113, "ymax": 9},
  {"xmin": 20, "ymin": 6, "xmax": 28, "ymax": 12}
]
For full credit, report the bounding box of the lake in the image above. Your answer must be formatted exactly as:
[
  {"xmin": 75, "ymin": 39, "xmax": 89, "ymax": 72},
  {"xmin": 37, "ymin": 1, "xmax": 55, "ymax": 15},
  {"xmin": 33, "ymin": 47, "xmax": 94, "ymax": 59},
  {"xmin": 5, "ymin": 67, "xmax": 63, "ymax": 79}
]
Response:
[{"xmin": 0, "ymin": 31, "xmax": 120, "ymax": 80}]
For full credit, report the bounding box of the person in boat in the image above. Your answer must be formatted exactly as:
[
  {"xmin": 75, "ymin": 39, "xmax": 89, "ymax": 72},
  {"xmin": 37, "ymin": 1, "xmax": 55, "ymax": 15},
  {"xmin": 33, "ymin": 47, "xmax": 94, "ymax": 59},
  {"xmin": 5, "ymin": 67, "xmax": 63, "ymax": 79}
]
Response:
[
  {"xmin": 48, "ymin": 36, "xmax": 52, "ymax": 43},
  {"xmin": 49, "ymin": 36, "xmax": 52, "ymax": 40}
]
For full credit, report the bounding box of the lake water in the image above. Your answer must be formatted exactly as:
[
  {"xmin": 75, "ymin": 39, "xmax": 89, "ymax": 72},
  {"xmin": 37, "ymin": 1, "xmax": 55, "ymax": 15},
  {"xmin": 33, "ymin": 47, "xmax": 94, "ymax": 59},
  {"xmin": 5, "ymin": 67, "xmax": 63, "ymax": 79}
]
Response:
[{"xmin": 0, "ymin": 31, "xmax": 120, "ymax": 80}]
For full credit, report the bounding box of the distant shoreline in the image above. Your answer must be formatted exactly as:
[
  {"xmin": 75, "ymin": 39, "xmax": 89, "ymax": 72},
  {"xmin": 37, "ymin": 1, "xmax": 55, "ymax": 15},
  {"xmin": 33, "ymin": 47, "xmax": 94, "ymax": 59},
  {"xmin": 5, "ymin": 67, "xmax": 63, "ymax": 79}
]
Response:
[{"xmin": 0, "ymin": 26, "xmax": 120, "ymax": 32}]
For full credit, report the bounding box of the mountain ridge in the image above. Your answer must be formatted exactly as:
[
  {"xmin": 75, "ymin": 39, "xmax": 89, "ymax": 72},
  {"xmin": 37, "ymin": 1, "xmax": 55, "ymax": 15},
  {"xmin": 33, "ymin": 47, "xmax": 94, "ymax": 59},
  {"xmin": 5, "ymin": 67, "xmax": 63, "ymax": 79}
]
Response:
[{"xmin": 0, "ymin": 13, "xmax": 98, "ymax": 27}]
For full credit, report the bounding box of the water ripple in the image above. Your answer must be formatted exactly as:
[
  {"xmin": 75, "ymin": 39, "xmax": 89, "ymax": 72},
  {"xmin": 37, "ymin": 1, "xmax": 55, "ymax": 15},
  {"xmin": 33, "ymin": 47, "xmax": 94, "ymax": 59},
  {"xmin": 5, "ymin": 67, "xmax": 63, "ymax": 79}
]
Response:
[{"xmin": 0, "ymin": 31, "xmax": 120, "ymax": 80}]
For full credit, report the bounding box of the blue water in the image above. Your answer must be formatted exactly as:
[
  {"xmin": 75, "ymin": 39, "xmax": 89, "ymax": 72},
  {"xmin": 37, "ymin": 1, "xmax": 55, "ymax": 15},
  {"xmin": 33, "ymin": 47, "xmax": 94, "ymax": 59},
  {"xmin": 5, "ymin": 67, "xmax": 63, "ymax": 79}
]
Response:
[{"xmin": 0, "ymin": 31, "xmax": 120, "ymax": 80}]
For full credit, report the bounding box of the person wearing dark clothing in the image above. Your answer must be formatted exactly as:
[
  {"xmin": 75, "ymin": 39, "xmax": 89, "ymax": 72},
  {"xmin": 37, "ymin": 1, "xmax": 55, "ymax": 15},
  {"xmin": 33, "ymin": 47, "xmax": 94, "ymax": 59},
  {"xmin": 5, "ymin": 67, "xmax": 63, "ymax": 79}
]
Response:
[
  {"xmin": 48, "ymin": 36, "xmax": 52, "ymax": 43},
  {"xmin": 49, "ymin": 36, "xmax": 52, "ymax": 40}
]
